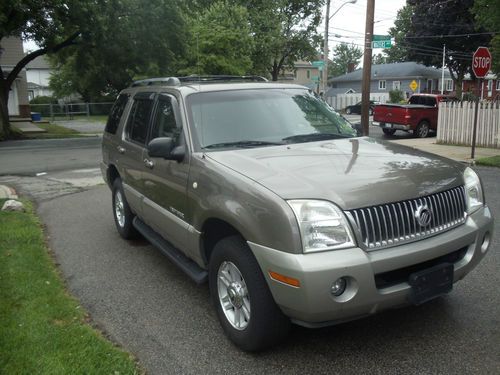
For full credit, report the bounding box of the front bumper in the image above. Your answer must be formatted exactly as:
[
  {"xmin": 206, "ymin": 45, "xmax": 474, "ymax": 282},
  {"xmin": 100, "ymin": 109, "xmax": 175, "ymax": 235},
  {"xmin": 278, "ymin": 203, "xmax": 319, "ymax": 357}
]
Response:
[{"xmin": 248, "ymin": 205, "xmax": 493, "ymax": 327}]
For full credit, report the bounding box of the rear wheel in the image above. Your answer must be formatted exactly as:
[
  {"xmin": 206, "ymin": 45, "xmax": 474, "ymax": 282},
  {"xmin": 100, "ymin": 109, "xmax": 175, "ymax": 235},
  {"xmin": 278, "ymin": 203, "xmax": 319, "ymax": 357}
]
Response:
[
  {"xmin": 209, "ymin": 235, "xmax": 290, "ymax": 351},
  {"xmin": 112, "ymin": 178, "xmax": 139, "ymax": 239},
  {"xmin": 382, "ymin": 128, "xmax": 396, "ymax": 136},
  {"xmin": 415, "ymin": 121, "xmax": 430, "ymax": 138}
]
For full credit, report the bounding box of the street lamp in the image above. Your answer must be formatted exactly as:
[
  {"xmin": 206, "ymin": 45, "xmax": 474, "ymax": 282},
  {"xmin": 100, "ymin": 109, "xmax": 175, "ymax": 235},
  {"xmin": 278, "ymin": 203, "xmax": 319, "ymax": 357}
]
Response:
[{"xmin": 323, "ymin": 0, "xmax": 357, "ymax": 95}]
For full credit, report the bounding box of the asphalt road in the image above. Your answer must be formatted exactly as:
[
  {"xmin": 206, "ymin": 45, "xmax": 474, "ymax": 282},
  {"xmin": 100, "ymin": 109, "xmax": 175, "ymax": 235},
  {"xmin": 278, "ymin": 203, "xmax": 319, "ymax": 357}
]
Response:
[
  {"xmin": 0, "ymin": 137, "xmax": 102, "ymax": 175},
  {"xmin": 36, "ymin": 167, "xmax": 500, "ymax": 375}
]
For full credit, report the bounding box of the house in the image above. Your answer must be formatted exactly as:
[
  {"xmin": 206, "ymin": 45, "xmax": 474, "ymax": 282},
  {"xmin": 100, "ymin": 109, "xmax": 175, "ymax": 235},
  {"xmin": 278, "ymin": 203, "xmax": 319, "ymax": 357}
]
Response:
[
  {"xmin": 0, "ymin": 36, "xmax": 30, "ymax": 117},
  {"xmin": 462, "ymin": 72, "xmax": 499, "ymax": 100},
  {"xmin": 328, "ymin": 61, "xmax": 454, "ymax": 99},
  {"xmin": 278, "ymin": 60, "xmax": 321, "ymax": 90},
  {"xmin": 26, "ymin": 55, "xmax": 53, "ymax": 100}
]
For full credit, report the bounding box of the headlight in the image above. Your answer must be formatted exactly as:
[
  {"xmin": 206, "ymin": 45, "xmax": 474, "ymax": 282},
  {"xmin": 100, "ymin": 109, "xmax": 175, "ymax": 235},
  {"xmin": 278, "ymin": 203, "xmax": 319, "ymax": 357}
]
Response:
[
  {"xmin": 288, "ymin": 200, "xmax": 355, "ymax": 253},
  {"xmin": 464, "ymin": 167, "xmax": 484, "ymax": 214}
]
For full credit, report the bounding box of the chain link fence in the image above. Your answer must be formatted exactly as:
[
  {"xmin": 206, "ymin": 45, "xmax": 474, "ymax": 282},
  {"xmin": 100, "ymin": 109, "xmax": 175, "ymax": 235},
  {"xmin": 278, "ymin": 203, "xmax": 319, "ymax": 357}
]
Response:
[{"xmin": 29, "ymin": 102, "xmax": 114, "ymax": 121}]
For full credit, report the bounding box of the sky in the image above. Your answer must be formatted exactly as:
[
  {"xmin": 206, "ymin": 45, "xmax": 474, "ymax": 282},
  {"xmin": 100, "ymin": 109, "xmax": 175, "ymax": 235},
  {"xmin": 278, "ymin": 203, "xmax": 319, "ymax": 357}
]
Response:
[{"xmin": 325, "ymin": 0, "xmax": 407, "ymax": 58}]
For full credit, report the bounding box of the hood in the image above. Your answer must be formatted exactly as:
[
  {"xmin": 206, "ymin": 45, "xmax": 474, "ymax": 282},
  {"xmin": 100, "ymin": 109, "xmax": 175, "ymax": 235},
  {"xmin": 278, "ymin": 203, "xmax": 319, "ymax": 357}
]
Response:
[{"xmin": 206, "ymin": 137, "xmax": 465, "ymax": 210}]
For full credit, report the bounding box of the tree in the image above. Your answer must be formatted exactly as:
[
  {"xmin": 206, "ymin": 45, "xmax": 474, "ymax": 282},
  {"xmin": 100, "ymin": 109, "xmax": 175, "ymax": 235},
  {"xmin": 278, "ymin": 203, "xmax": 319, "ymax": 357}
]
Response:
[
  {"xmin": 384, "ymin": 4, "xmax": 413, "ymax": 63},
  {"xmin": 244, "ymin": 0, "xmax": 324, "ymax": 81},
  {"xmin": 406, "ymin": 0, "xmax": 491, "ymax": 97},
  {"xmin": 50, "ymin": 0, "xmax": 187, "ymax": 102},
  {"xmin": 0, "ymin": 1, "xmax": 90, "ymax": 139},
  {"xmin": 372, "ymin": 53, "xmax": 387, "ymax": 65},
  {"xmin": 328, "ymin": 43, "xmax": 363, "ymax": 78},
  {"xmin": 180, "ymin": 2, "xmax": 254, "ymax": 76},
  {"xmin": 473, "ymin": 0, "xmax": 500, "ymax": 74}
]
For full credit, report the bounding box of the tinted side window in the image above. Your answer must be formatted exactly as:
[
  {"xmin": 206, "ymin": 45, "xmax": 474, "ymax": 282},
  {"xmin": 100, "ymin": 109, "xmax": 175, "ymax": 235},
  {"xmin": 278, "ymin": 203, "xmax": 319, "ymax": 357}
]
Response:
[
  {"xmin": 425, "ymin": 97, "xmax": 437, "ymax": 106},
  {"xmin": 105, "ymin": 94, "xmax": 129, "ymax": 134},
  {"xmin": 409, "ymin": 96, "xmax": 421, "ymax": 105},
  {"xmin": 151, "ymin": 96, "xmax": 179, "ymax": 141},
  {"xmin": 126, "ymin": 97, "xmax": 154, "ymax": 145}
]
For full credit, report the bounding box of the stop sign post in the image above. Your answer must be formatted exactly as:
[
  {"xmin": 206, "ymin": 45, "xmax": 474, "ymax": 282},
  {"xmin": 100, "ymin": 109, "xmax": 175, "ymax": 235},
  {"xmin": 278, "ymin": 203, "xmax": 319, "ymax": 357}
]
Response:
[{"xmin": 471, "ymin": 47, "xmax": 492, "ymax": 160}]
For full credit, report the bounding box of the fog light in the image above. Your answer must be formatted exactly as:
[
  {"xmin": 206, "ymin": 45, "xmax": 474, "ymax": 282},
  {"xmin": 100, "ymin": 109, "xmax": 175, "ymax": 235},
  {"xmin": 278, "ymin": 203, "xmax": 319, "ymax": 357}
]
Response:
[{"xmin": 331, "ymin": 277, "xmax": 347, "ymax": 296}]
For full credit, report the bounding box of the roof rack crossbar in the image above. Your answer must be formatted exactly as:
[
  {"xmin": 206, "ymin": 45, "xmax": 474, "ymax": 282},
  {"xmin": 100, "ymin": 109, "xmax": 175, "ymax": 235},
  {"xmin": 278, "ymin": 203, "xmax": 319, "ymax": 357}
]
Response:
[{"xmin": 130, "ymin": 75, "xmax": 268, "ymax": 87}]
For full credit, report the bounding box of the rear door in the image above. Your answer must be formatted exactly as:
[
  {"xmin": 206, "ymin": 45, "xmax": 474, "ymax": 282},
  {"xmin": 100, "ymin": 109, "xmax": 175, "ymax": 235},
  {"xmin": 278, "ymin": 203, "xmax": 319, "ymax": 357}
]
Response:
[{"xmin": 119, "ymin": 92, "xmax": 155, "ymax": 215}]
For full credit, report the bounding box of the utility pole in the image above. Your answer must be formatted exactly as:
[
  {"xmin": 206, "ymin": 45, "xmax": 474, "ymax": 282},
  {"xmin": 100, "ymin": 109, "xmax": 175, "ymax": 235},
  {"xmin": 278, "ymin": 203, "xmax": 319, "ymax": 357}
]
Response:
[
  {"xmin": 361, "ymin": 0, "xmax": 375, "ymax": 136},
  {"xmin": 323, "ymin": 0, "xmax": 331, "ymax": 95},
  {"xmin": 441, "ymin": 44, "xmax": 446, "ymax": 94}
]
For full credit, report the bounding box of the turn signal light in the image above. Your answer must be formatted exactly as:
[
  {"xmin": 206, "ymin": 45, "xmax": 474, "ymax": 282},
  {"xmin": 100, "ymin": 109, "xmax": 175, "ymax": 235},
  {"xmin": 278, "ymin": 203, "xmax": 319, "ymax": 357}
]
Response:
[{"xmin": 269, "ymin": 271, "xmax": 301, "ymax": 288}]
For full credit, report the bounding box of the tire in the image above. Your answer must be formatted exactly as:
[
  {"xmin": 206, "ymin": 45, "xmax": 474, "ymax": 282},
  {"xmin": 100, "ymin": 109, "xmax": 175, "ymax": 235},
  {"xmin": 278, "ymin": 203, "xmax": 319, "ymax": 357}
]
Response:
[
  {"xmin": 382, "ymin": 128, "xmax": 396, "ymax": 136},
  {"xmin": 209, "ymin": 235, "xmax": 290, "ymax": 351},
  {"xmin": 415, "ymin": 121, "xmax": 430, "ymax": 138},
  {"xmin": 112, "ymin": 178, "xmax": 139, "ymax": 239},
  {"xmin": 345, "ymin": 107, "xmax": 351, "ymax": 114}
]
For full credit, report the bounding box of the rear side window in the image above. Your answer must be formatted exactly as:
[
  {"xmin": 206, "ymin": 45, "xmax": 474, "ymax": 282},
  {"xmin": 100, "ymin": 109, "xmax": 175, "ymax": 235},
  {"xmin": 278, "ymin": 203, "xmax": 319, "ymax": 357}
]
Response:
[
  {"xmin": 126, "ymin": 94, "xmax": 154, "ymax": 145},
  {"xmin": 409, "ymin": 96, "xmax": 421, "ymax": 105},
  {"xmin": 105, "ymin": 94, "xmax": 129, "ymax": 134}
]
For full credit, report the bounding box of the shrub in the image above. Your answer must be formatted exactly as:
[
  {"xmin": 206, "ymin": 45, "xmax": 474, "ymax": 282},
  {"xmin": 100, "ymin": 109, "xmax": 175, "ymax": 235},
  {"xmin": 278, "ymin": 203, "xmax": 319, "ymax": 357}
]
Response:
[
  {"xmin": 389, "ymin": 90, "xmax": 405, "ymax": 103},
  {"xmin": 29, "ymin": 96, "xmax": 58, "ymax": 105}
]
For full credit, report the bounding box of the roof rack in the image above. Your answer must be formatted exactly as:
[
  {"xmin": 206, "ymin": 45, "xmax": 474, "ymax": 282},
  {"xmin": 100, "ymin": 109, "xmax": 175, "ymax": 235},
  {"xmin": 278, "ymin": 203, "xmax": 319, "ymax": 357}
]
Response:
[{"xmin": 131, "ymin": 75, "xmax": 268, "ymax": 87}]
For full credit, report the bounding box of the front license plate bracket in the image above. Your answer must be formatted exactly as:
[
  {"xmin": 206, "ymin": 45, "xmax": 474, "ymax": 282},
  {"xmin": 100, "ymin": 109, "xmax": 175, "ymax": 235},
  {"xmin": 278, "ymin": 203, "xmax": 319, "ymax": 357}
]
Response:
[{"xmin": 408, "ymin": 263, "xmax": 454, "ymax": 305}]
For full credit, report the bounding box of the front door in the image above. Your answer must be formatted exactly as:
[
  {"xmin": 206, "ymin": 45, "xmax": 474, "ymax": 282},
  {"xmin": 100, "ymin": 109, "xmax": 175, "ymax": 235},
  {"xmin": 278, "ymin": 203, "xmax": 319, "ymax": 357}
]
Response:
[{"xmin": 141, "ymin": 93, "xmax": 191, "ymax": 252}]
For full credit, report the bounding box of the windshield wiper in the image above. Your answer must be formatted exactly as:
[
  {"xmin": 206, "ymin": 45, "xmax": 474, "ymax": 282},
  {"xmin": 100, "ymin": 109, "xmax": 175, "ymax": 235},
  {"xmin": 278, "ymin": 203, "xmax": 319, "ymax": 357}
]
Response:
[
  {"xmin": 202, "ymin": 140, "xmax": 284, "ymax": 149},
  {"xmin": 282, "ymin": 133, "xmax": 350, "ymax": 143}
]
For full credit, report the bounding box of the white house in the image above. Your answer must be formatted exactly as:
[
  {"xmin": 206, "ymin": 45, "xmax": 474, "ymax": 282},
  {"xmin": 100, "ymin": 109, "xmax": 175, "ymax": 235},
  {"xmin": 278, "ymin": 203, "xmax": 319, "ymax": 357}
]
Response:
[{"xmin": 26, "ymin": 55, "xmax": 53, "ymax": 100}]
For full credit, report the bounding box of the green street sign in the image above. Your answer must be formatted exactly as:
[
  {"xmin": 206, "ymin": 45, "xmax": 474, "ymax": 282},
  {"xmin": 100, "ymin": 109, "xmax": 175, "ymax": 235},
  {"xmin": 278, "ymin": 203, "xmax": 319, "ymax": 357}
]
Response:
[
  {"xmin": 312, "ymin": 60, "xmax": 325, "ymax": 67},
  {"xmin": 311, "ymin": 75, "xmax": 320, "ymax": 82},
  {"xmin": 373, "ymin": 34, "xmax": 391, "ymax": 41},
  {"xmin": 372, "ymin": 40, "xmax": 392, "ymax": 49}
]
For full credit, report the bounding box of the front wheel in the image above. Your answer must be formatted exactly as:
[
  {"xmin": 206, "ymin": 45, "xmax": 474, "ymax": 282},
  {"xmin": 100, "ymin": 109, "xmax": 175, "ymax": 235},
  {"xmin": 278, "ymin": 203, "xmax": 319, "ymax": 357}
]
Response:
[
  {"xmin": 415, "ymin": 121, "xmax": 430, "ymax": 138},
  {"xmin": 209, "ymin": 236, "xmax": 290, "ymax": 351}
]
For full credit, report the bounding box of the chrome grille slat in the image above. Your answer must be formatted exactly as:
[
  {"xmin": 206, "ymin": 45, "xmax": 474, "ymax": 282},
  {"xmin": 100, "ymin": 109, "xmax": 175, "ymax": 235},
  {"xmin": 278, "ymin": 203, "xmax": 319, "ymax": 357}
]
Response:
[{"xmin": 347, "ymin": 186, "xmax": 467, "ymax": 251}]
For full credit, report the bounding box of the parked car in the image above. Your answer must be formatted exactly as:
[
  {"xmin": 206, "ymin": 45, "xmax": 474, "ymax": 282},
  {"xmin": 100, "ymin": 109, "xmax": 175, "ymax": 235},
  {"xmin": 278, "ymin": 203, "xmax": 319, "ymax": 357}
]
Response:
[
  {"xmin": 373, "ymin": 94, "xmax": 455, "ymax": 137},
  {"xmin": 101, "ymin": 77, "xmax": 493, "ymax": 351},
  {"xmin": 345, "ymin": 100, "xmax": 377, "ymax": 115}
]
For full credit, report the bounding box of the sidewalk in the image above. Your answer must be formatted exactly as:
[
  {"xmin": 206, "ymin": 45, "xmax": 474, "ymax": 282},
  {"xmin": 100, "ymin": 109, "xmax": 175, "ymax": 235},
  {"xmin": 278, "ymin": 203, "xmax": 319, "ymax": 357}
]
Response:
[{"xmin": 388, "ymin": 137, "xmax": 500, "ymax": 163}]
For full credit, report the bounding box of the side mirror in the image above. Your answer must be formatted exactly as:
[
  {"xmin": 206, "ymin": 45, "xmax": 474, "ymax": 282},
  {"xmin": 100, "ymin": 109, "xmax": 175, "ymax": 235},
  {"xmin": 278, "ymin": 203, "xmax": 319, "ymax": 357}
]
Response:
[{"xmin": 147, "ymin": 137, "xmax": 185, "ymax": 162}]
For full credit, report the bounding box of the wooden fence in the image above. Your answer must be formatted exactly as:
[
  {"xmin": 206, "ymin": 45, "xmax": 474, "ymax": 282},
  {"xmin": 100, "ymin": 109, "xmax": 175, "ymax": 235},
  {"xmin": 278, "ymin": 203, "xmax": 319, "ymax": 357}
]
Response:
[{"xmin": 437, "ymin": 101, "xmax": 500, "ymax": 149}]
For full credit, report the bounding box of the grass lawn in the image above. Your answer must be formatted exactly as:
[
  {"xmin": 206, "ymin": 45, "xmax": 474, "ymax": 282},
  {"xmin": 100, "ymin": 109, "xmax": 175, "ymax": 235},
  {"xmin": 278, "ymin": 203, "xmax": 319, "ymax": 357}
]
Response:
[
  {"xmin": 22, "ymin": 123, "xmax": 86, "ymax": 139},
  {"xmin": 0, "ymin": 198, "xmax": 141, "ymax": 374},
  {"xmin": 476, "ymin": 155, "xmax": 500, "ymax": 168}
]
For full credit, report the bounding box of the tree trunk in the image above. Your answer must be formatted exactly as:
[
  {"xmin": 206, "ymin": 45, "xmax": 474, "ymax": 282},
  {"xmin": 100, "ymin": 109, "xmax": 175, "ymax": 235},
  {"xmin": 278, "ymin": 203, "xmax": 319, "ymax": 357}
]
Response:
[
  {"xmin": 0, "ymin": 81, "xmax": 11, "ymax": 141},
  {"xmin": 271, "ymin": 60, "xmax": 279, "ymax": 81}
]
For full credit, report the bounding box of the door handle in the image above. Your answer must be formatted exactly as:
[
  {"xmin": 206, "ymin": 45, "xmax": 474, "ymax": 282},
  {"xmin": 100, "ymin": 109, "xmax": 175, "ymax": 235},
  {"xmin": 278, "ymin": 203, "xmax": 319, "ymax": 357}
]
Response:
[
  {"xmin": 144, "ymin": 158, "xmax": 154, "ymax": 169},
  {"xmin": 117, "ymin": 146, "xmax": 125, "ymax": 154}
]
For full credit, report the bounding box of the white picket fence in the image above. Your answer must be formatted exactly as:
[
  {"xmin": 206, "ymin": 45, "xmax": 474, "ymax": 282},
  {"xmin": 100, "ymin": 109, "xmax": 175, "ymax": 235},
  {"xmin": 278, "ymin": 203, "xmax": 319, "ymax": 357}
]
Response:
[
  {"xmin": 326, "ymin": 93, "xmax": 389, "ymax": 111},
  {"xmin": 437, "ymin": 101, "xmax": 500, "ymax": 148}
]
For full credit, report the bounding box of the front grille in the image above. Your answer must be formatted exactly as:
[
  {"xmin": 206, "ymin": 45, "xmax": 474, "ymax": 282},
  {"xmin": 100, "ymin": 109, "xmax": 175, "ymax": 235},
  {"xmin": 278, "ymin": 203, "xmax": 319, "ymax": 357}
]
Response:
[{"xmin": 347, "ymin": 186, "xmax": 467, "ymax": 250}]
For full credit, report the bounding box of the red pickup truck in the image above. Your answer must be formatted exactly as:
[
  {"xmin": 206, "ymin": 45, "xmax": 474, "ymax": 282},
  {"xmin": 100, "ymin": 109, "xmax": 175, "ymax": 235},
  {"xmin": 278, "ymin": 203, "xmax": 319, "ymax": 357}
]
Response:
[{"xmin": 373, "ymin": 94, "xmax": 455, "ymax": 138}]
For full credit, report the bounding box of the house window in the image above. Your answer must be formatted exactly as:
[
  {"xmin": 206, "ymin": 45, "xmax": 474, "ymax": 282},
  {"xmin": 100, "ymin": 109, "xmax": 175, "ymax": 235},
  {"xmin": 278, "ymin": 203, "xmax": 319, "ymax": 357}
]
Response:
[
  {"xmin": 427, "ymin": 79, "xmax": 433, "ymax": 92},
  {"xmin": 392, "ymin": 81, "xmax": 401, "ymax": 91},
  {"xmin": 487, "ymin": 80, "xmax": 493, "ymax": 91},
  {"xmin": 445, "ymin": 79, "xmax": 453, "ymax": 91},
  {"xmin": 496, "ymin": 80, "xmax": 500, "ymax": 90},
  {"xmin": 378, "ymin": 80, "xmax": 386, "ymax": 90},
  {"xmin": 307, "ymin": 70, "xmax": 310, "ymax": 79}
]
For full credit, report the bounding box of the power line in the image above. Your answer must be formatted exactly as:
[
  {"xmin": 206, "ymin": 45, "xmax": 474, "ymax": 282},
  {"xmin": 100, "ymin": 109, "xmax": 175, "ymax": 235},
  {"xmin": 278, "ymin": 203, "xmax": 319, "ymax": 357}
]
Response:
[{"xmin": 406, "ymin": 31, "xmax": 498, "ymax": 39}]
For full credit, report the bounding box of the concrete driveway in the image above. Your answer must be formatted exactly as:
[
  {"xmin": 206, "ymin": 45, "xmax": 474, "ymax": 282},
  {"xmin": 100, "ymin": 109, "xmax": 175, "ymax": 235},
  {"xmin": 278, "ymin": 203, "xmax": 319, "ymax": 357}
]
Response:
[{"xmin": 36, "ymin": 167, "xmax": 500, "ymax": 374}]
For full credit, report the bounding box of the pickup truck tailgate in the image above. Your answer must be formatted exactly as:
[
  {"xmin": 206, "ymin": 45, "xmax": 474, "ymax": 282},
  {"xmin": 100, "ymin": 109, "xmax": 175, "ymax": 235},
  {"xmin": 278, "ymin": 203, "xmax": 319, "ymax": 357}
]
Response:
[{"xmin": 373, "ymin": 104, "xmax": 410, "ymax": 124}]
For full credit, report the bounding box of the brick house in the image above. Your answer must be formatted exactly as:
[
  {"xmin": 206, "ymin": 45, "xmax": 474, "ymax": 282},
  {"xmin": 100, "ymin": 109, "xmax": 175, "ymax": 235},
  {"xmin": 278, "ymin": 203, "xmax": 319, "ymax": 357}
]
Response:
[{"xmin": 462, "ymin": 73, "xmax": 499, "ymax": 100}]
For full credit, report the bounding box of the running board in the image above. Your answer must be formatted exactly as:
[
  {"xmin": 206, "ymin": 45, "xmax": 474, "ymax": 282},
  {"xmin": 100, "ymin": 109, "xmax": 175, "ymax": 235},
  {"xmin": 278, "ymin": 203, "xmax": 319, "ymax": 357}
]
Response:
[{"xmin": 133, "ymin": 217, "xmax": 208, "ymax": 284}]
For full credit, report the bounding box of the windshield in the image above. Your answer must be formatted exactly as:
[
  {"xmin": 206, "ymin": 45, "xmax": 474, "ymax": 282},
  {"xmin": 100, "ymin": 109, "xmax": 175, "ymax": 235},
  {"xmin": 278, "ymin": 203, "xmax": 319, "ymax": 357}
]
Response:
[{"xmin": 186, "ymin": 88, "xmax": 357, "ymax": 150}]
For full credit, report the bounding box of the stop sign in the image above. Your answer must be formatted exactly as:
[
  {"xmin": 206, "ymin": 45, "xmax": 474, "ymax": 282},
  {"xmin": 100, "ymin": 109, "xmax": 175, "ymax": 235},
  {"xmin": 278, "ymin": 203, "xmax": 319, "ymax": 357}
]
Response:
[{"xmin": 472, "ymin": 46, "xmax": 492, "ymax": 78}]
